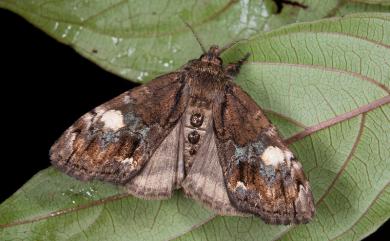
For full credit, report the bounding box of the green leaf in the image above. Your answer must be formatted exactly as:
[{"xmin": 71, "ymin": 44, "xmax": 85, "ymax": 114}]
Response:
[
  {"xmin": 1, "ymin": 0, "xmax": 389, "ymax": 83},
  {"xmin": 1, "ymin": 12, "xmax": 390, "ymax": 240},
  {"xmin": 347, "ymin": 0, "xmax": 390, "ymax": 6},
  {"xmin": 0, "ymin": 168, "xmax": 215, "ymax": 241},
  {"xmin": 332, "ymin": 1, "xmax": 390, "ymax": 16}
]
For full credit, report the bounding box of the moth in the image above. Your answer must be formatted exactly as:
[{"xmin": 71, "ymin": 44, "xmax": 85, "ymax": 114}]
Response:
[{"xmin": 50, "ymin": 43, "xmax": 315, "ymax": 224}]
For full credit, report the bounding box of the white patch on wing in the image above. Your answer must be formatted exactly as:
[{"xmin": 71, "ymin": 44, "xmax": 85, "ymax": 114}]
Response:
[
  {"xmin": 94, "ymin": 107, "xmax": 106, "ymax": 116},
  {"xmin": 100, "ymin": 110, "xmax": 125, "ymax": 131},
  {"xmin": 68, "ymin": 132, "xmax": 76, "ymax": 145},
  {"xmin": 261, "ymin": 146, "xmax": 285, "ymax": 167},
  {"xmin": 284, "ymin": 150, "xmax": 294, "ymax": 168},
  {"xmin": 265, "ymin": 126, "xmax": 277, "ymax": 136},
  {"xmin": 284, "ymin": 150, "xmax": 294, "ymax": 160},
  {"xmin": 82, "ymin": 113, "xmax": 93, "ymax": 122},
  {"xmin": 292, "ymin": 160, "xmax": 303, "ymax": 171},
  {"xmin": 296, "ymin": 185, "xmax": 307, "ymax": 204},
  {"xmin": 119, "ymin": 157, "xmax": 136, "ymax": 170},
  {"xmin": 121, "ymin": 157, "xmax": 133, "ymax": 165},
  {"xmin": 123, "ymin": 95, "xmax": 131, "ymax": 104},
  {"xmin": 235, "ymin": 181, "xmax": 247, "ymax": 190}
]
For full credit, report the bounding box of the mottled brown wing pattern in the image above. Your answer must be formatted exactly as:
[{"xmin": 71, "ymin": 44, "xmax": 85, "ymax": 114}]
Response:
[
  {"xmin": 213, "ymin": 82, "xmax": 315, "ymax": 224},
  {"xmin": 50, "ymin": 72, "xmax": 189, "ymax": 185}
]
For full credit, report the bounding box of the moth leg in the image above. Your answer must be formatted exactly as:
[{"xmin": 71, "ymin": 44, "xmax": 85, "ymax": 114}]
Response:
[{"xmin": 224, "ymin": 53, "xmax": 250, "ymax": 77}]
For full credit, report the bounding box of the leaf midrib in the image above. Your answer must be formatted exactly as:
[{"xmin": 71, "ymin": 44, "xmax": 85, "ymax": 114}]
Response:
[{"xmin": 285, "ymin": 96, "xmax": 390, "ymax": 144}]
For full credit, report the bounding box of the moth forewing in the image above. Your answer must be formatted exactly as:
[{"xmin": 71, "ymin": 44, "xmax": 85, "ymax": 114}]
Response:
[{"xmin": 50, "ymin": 72, "xmax": 188, "ymax": 184}]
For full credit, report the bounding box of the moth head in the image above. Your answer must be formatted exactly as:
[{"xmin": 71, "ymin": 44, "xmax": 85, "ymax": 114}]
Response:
[{"xmin": 199, "ymin": 45, "xmax": 223, "ymax": 66}]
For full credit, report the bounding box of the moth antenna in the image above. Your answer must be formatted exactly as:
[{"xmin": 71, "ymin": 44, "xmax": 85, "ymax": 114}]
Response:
[
  {"xmin": 180, "ymin": 19, "xmax": 207, "ymax": 53},
  {"xmin": 218, "ymin": 38, "xmax": 248, "ymax": 55}
]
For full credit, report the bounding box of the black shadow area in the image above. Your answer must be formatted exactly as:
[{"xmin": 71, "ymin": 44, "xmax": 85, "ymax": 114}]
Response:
[{"xmin": 0, "ymin": 9, "xmax": 137, "ymax": 202}]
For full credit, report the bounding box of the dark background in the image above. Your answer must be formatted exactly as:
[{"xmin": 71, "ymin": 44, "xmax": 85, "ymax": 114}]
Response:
[
  {"xmin": 0, "ymin": 8, "xmax": 387, "ymax": 240},
  {"xmin": 0, "ymin": 9, "xmax": 137, "ymax": 200}
]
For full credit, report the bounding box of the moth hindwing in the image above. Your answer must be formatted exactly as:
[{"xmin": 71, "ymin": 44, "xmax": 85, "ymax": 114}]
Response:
[{"xmin": 50, "ymin": 45, "xmax": 315, "ymax": 224}]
